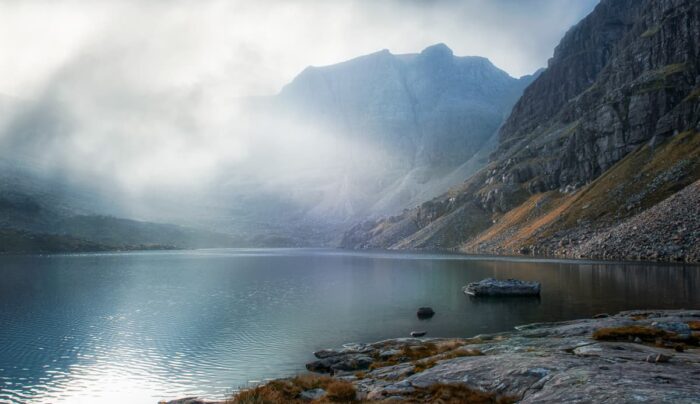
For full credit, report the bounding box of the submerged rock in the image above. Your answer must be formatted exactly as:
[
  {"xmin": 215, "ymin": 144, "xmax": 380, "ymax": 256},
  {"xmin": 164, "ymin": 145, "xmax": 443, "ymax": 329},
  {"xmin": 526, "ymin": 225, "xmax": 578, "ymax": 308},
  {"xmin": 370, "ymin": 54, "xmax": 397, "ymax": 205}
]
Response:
[
  {"xmin": 299, "ymin": 310, "xmax": 700, "ymax": 402},
  {"xmin": 306, "ymin": 354, "xmax": 374, "ymax": 373},
  {"xmin": 379, "ymin": 349, "xmax": 402, "ymax": 359},
  {"xmin": 463, "ymin": 278, "xmax": 541, "ymax": 296},
  {"xmin": 416, "ymin": 307, "xmax": 435, "ymax": 319},
  {"xmin": 300, "ymin": 388, "xmax": 326, "ymax": 400},
  {"xmin": 410, "ymin": 331, "xmax": 427, "ymax": 337}
]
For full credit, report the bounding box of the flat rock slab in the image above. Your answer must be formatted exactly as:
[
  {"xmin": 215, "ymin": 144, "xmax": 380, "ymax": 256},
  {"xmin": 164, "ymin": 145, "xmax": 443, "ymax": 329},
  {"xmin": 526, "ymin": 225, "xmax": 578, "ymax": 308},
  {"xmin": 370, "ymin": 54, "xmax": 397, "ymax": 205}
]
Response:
[
  {"xmin": 463, "ymin": 278, "xmax": 541, "ymax": 296},
  {"xmin": 308, "ymin": 310, "xmax": 700, "ymax": 402},
  {"xmin": 165, "ymin": 311, "xmax": 700, "ymax": 403}
]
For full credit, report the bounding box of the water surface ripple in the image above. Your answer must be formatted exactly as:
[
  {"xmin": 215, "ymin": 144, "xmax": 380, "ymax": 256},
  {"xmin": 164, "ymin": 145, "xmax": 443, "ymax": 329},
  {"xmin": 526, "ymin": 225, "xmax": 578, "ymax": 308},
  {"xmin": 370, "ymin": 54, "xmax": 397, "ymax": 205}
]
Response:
[{"xmin": 0, "ymin": 249, "xmax": 698, "ymax": 403}]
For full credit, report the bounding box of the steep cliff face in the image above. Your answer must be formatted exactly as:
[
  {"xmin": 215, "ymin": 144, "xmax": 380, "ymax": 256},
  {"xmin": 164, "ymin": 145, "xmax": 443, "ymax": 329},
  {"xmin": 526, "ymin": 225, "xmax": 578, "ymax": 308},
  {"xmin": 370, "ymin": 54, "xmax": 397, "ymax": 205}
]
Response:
[
  {"xmin": 490, "ymin": 0, "xmax": 700, "ymax": 205},
  {"xmin": 342, "ymin": 0, "xmax": 700, "ymax": 262}
]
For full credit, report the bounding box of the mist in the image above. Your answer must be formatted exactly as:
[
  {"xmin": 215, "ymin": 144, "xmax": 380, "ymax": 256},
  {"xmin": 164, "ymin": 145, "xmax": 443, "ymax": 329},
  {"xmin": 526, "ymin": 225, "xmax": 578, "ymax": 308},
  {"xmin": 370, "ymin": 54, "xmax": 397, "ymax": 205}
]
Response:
[{"xmin": 0, "ymin": 0, "xmax": 599, "ymax": 235}]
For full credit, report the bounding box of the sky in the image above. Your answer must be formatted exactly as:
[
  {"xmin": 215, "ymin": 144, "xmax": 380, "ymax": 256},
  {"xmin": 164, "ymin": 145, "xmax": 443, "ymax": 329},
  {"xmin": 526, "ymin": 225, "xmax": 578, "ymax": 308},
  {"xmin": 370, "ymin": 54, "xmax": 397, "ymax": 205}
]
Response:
[
  {"xmin": 0, "ymin": 0, "xmax": 600, "ymax": 203},
  {"xmin": 0, "ymin": 0, "xmax": 599, "ymax": 98}
]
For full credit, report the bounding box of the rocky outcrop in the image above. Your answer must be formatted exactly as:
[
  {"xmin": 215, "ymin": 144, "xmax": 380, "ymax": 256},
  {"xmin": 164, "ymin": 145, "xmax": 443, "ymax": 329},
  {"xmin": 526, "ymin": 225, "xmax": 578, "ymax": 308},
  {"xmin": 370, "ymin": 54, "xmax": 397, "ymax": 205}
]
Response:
[
  {"xmin": 490, "ymin": 0, "xmax": 700, "ymax": 203},
  {"xmin": 211, "ymin": 310, "xmax": 700, "ymax": 403},
  {"xmin": 463, "ymin": 278, "xmax": 541, "ymax": 296},
  {"xmin": 341, "ymin": 0, "xmax": 700, "ymax": 262},
  {"xmin": 554, "ymin": 179, "xmax": 700, "ymax": 262}
]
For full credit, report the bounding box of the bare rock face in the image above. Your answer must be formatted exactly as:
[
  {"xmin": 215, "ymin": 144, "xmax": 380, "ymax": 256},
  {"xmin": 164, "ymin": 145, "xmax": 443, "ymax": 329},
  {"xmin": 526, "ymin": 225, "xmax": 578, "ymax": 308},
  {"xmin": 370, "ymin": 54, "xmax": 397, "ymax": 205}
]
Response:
[
  {"xmin": 303, "ymin": 310, "xmax": 700, "ymax": 402},
  {"xmin": 463, "ymin": 278, "xmax": 541, "ymax": 296},
  {"xmin": 489, "ymin": 0, "xmax": 700, "ymax": 208},
  {"xmin": 167, "ymin": 311, "xmax": 700, "ymax": 403},
  {"xmin": 341, "ymin": 0, "xmax": 700, "ymax": 262}
]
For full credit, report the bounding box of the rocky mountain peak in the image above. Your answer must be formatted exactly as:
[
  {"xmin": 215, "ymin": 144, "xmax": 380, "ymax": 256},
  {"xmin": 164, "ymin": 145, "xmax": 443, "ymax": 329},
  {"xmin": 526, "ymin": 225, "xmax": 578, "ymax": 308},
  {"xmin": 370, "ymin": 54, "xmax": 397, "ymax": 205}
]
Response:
[
  {"xmin": 341, "ymin": 0, "xmax": 700, "ymax": 263},
  {"xmin": 419, "ymin": 43, "xmax": 454, "ymax": 59},
  {"xmin": 269, "ymin": 45, "xmax": 535, "ymax": 221}
]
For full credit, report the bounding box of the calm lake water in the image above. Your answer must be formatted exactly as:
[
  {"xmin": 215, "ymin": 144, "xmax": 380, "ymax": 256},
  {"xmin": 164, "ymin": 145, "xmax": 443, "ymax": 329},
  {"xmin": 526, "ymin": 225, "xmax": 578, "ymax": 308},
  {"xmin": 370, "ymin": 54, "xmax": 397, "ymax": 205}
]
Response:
[{"xmin": 0, "ymin": 249, "xmax": 699, "ymax": 403}]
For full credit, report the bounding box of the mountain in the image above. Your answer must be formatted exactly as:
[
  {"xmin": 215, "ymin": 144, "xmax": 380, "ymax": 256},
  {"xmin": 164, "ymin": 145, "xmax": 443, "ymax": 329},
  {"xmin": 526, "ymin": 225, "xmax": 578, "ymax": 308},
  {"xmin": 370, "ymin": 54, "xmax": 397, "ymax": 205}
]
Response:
[
  {"xmin": 271, "ymin": 44, "xmax": 535, "ymax": 219},
  {"xmin": 342, "ymin": 0, "xmax": 700, "ymax": 263},
  {"xmin": 0, "ymin": 45, "xmax": 534, "ymax": 250}
]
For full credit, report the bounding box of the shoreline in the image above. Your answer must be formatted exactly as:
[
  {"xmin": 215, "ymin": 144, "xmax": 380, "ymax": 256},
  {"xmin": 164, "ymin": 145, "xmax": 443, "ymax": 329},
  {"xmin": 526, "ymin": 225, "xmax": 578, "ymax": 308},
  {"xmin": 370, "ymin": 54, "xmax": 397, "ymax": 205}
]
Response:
[
  {"xmin": 164, "ymin": 309, "xmax": 700, "ymax": 403},
  {"xmin": 8, "ymin": 246, "xmax": 700, "ymax": 268}
]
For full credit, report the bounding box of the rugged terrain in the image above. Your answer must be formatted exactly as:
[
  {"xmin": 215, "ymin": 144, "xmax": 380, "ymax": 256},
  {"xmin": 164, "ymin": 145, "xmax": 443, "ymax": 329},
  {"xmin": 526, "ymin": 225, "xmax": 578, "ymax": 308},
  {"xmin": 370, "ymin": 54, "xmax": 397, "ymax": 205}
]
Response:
[
  {"xmin": 166, "ymin": 310, "xmax": 700, "ymax": 403},
  {"xmin": 342, "ymin": 0, "xmax": 700, "ymax": 263}
]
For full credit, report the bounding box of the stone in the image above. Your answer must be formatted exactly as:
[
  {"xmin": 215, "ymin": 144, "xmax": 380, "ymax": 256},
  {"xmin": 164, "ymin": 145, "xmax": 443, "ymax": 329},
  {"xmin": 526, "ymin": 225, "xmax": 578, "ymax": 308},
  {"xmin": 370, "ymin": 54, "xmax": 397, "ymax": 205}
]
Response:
[
  {"xmin": 417, "ymin": 307, "xmax": 435, "ymax": 319},
  {"xmin": 313, "ymin": 349, "xmax": 340, "ymax": 359},
  {"xmin": 160, "ymin": 399, "xmax": 217, "ymax": 404},
  {"xmin": 651, "ymin": 321, "xmax": 692, "ymax": 340},
  {"xmin": 379, "ymin": 349, "xmax": 402, "ymax": 359},
  {"xmin": 300, "ymin": 388, "xmax": 326, "ymax": 401},
  {"xmin": 646, "ymin": 353, "xmax": 672, "ymax": 363},
  {"xmin": 463, "ymin": 278, "xmax": 541, "ymax": 296},
  {"xmin": 410, "ymin": 331, "xmax": 427, "ymax": 337},
  {"xmin": 331, "ymin": 355, "xmax": 374, "ymax": 372},
  {"xmin": 307, "ymin": 354, "xmax": 374, "ymax": 373}
]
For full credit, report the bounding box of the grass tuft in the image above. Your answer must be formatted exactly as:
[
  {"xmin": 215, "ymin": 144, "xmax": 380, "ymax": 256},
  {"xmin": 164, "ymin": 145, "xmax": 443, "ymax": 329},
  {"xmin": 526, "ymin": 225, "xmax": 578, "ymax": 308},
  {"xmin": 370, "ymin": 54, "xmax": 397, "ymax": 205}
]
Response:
[
  {"xmin": 228, "ymin": 374, "xmax": 342, "ymax": 403},
  {"xmin": 325, "ymin": 380, "xmax": 357, "ymax": 402},
  {"xmin": 592, "ymin": 325, "xmax": 667, "ymax": 341},
  {"xmin": 413, "ymin": 349, "xmax": 483, "ymax": 373},
  {"xmin": 416, "ymin": 383, "xmax": 517, "ymax": 403}
]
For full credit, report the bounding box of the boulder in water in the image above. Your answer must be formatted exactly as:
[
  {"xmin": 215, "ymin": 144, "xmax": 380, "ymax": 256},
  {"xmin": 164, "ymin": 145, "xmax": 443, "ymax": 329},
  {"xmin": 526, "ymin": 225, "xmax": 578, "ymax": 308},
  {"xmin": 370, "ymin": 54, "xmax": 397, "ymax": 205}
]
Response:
[
  {"xmin": 416, "ymin": 307, "xmax": 435, "ymax": 318},
  {"xmin": 463, "ymin": 278, "xmax": 541, "ymax": 296}
]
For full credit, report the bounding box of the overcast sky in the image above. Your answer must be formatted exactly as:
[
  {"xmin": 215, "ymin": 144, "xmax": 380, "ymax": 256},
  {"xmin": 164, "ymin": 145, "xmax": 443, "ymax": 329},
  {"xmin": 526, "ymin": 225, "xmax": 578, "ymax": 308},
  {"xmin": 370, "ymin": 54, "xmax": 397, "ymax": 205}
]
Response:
[
  {"xmin": 0, "ymin": 0, "xmax": 601, "ymax": 200},
  {"xmin": 0, "ymin": 0, "xmax": 599, "ymax": 98}
]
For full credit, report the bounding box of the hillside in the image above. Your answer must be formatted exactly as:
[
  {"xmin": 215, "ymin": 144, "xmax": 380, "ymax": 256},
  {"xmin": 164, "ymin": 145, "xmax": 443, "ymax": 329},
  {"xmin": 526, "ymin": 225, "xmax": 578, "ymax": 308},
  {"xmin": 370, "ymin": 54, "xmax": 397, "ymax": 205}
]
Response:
[{"xmin": 341, "ymin": 0, "xmax": 700, "ymax": 263}]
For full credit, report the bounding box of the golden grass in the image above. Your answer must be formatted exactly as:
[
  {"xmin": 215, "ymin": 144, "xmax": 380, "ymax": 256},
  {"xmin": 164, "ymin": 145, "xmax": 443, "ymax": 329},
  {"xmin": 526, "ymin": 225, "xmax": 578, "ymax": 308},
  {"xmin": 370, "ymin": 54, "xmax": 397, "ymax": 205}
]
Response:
[
  {"xmin": 325, "ymin": 381, "xmax": 357, "ymax": 402},
  {"xmin": 368, "ymin": 340, "xmax": 477, "ymax": 371},
  {"xmin": 687, "ymin": 321, "xmax": 700, "ymax": 331},
  {"xmin": 525, "ymin": 131, "xmax": 699, "ymax": 246},
  {"xmin": 461, "ymin": 131, "xmax": 700, "ymax": 253},
  {"xmin": 592, "ymin": 325, "xmax": 667, "ymax": 342},
  {"xmin": 413, "ymin": 349, "xmax": 482, "ymax": 373},
  {"xmin": 227, "ymin": 376, "xmax": 518, "ymax": 404},
  {"xmin": 413, "ymin": 383, "xmax": 517, "ymax": 404},
  {"xmin": 228, "ymin": 374, "xmax": 350, "ymax": 403}
]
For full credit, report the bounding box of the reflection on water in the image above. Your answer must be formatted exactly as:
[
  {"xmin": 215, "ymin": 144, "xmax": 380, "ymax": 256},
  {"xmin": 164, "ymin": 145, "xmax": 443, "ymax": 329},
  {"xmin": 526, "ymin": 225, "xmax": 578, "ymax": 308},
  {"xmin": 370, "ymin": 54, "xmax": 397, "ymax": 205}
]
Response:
[{"xmin": 0, "ymin": 249, "xmax": 698, "ymax": 403}]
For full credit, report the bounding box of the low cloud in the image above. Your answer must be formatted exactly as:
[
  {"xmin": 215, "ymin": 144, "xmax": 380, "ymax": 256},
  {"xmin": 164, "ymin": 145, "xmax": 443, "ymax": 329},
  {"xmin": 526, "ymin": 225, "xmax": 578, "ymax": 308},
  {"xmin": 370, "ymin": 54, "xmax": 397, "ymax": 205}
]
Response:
[{"xmin": 0, "ymin": 0, "xmax": 599, "ymax": 223}]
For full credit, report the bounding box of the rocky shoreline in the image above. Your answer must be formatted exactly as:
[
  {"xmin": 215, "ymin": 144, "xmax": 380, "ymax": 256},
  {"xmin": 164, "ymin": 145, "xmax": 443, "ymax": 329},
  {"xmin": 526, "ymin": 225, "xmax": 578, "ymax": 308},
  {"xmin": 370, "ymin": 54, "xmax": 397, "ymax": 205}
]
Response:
[{"xmin": 164, "ymin": 309, "xmax": 700, "ymax": 403}]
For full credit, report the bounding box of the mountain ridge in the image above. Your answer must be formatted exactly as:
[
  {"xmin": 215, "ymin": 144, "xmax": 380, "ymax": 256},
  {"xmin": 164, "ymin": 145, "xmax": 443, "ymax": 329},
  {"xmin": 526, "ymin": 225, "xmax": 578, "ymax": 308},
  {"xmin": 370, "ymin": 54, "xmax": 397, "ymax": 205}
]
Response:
[
  {"xmin": 272, "ymin": 43, "xmax": 535, "ymax": 219},
  {"xmin": 341, "ymin": 0, "xmax": 700, "ymax": 263}
]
